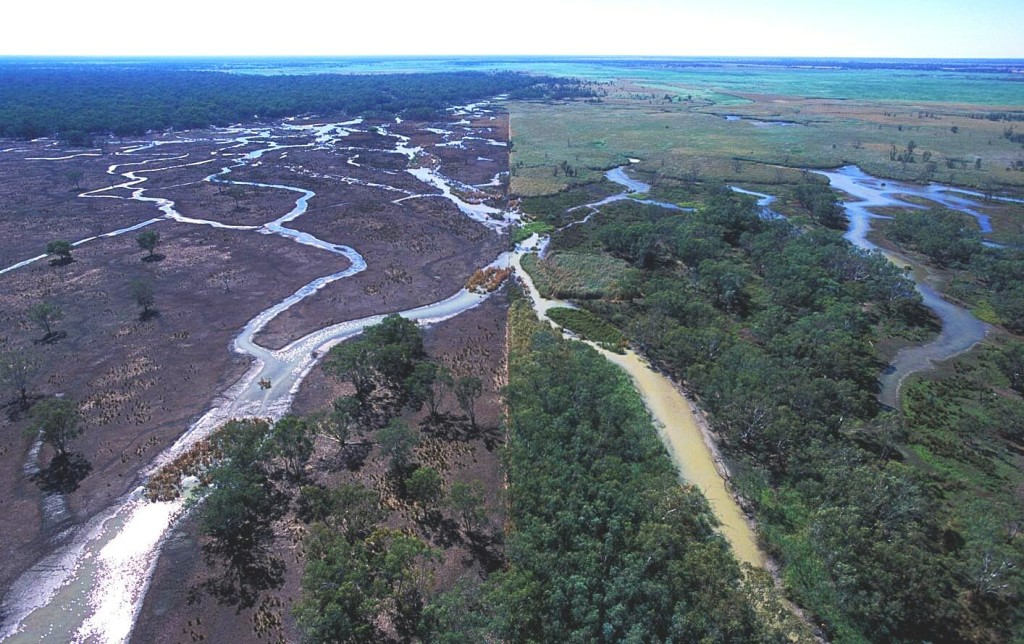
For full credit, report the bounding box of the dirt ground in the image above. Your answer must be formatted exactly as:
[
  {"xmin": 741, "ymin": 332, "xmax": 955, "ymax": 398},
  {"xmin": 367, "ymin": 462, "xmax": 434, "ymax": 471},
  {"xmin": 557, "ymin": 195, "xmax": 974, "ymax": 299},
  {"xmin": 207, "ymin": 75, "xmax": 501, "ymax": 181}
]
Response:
[
  {"xmin": 133, "ymin": 292, "xmax": 509, "ymax": 644},
  {"xmin": 0, "ymin": 106, "xmax": 512, "ymax": 622},
  {"xmin": 0, "ymin": 222, "xmax": 349, "ymax": 592}
]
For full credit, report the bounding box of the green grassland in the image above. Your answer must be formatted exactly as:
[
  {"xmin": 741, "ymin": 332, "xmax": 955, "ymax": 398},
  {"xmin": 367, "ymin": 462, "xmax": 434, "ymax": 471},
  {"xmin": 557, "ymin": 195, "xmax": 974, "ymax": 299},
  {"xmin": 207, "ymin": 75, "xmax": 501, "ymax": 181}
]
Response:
[
  {"xmin": 507, "ymin": 80, "xmax": 1024, "ymax": 197},
  {"xmin": 510, "ymin": 221, "xmax": 554, "ymax": 244},
  {"xmin": 572, "ymin": 63, "xmax": 1024, "ymax": 106},
  {"xmin": 519, "ymin": 251, "xmax": 636, "ymax": 300},
  {"xmin": 546, "ymin": 306, "xmax": 627, "ymax": 350}
]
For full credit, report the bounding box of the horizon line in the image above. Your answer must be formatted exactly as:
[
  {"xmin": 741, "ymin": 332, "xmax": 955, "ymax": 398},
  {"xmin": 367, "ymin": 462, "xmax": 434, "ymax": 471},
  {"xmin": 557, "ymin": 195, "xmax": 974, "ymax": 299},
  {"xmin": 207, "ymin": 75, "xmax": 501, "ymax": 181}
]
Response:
[{"xmin": 1, "ymin": 54, "xmax": 1023, "ymax": 62}]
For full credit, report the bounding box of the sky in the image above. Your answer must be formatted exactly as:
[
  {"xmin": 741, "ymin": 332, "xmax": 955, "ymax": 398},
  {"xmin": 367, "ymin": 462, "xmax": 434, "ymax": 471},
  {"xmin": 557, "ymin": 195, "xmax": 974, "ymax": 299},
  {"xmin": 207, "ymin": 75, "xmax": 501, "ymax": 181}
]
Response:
[{"xmin": 3, "ymin": 0, "xmax": 1023, "ymax": 59}]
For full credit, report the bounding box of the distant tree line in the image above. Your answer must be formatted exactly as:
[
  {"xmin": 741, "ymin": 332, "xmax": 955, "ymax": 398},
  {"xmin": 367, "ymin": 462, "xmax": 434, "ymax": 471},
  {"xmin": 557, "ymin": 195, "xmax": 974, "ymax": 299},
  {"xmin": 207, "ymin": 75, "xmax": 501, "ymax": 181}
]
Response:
[
  {"xmin": 969, "ymin": 111, "xmax": 1024, "ymax": 122},
  {"xmin": 0, "ymin": 67, "xmax": 587, "ymax": 142}
]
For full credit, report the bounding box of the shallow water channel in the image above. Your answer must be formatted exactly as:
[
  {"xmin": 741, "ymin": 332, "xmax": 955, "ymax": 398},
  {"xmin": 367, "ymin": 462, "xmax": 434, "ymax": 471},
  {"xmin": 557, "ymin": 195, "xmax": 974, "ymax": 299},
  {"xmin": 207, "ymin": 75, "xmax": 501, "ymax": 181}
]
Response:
[
  {"xmin": 514, "ymin": 166, "xmax": 766, "ymax": 567},
  {"xmin": 814, "ymin": 166, "xmax": 992, "ymax": 407},
  {"xmin": 0, "ymin": 112, "xmax": 512, "ymax": 643}
]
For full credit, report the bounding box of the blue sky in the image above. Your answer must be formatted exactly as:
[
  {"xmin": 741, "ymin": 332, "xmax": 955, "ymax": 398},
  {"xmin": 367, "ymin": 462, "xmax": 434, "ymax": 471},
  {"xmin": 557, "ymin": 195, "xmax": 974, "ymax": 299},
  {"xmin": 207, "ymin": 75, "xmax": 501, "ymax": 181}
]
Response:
[{"xmin": 4, "ymin": 0, "xmax": 1022, "ymax": 58}]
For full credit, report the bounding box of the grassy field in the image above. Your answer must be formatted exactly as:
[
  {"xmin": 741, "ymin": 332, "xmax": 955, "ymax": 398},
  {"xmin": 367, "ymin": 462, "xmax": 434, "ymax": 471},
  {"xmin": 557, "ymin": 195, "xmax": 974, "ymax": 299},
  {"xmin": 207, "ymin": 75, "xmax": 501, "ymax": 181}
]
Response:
[
  {"xmin": 507, "ymin": 79, "xmax": 1024, "ymax": 197},
  {"xmin": 343, "ymin": 58, "xmax": 1024, "ymax": 106},
  {"xmin": 520, "ymin": 251, "xmax": 636, "ymax": 300},
  {"xmin": 546, "ymin": 306, "xmax": 627, "ymax": 350}
]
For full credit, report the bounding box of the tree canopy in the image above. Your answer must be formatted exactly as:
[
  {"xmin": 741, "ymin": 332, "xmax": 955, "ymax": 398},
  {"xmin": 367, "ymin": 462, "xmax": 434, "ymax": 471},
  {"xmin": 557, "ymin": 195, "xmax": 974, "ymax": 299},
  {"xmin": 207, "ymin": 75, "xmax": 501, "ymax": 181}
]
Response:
[
  {"xmin": 28, "ymin": 397, "xmax": 82, "ymax": 458},
  {"xmin": 0, "ymin": 65, "xmax": 591, "ymax": 140}
]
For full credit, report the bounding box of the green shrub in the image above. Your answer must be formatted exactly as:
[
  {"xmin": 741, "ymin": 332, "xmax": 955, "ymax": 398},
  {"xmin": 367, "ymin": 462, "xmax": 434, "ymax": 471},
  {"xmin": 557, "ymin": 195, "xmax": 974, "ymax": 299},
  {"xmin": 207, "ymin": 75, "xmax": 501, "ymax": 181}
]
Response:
[{"xmin": 547, "ymin": 306, "xmax": 626, "ymax": 350}]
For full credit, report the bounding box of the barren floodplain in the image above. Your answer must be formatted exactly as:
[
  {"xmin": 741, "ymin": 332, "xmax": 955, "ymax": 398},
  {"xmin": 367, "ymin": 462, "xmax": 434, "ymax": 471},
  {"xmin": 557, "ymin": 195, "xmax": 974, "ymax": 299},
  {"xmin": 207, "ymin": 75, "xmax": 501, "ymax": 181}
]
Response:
[{"xmin": 0, "ymin": 105, "xmax": 513, "ymax": 641}]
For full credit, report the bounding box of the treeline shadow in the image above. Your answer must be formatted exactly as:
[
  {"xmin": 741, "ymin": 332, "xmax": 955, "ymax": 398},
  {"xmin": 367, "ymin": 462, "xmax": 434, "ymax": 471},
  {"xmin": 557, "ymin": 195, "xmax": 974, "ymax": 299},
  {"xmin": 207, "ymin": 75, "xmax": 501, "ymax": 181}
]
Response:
[
  {"xmin": 34, "ymin": 330, "xmax": 67, "ymax": 345},
  {"xmin": 193, "ymin": 549, "xmax": 285, "ymax": 611},
  {"xmin": 419, "ymin": 413, "xmax": 502, "ymax": 451},
  {"xmin": 417, "ymin": 511, "xmax": 505, "ymax": 574}
]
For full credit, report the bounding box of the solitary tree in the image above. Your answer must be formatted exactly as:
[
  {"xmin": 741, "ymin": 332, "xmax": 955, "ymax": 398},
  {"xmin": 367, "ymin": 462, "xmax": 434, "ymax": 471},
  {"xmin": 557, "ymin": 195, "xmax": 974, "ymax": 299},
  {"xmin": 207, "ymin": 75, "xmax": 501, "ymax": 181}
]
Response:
[
  {"xmin": 419, "ymin": 364, "xmax": 453, "ymax": 418},
  {"xmin": 46, "ymin": 240, "xmax": 73, "ymax": 265},
  {"xmin": 131, "ymin": 279, "xmax": 155, "ymax": 317},
  {"xmin": 454, "ymin": 375, "xmax": 483, "ymax": 428},
  {"xmin": 323, "ymin": 314, "xmax": 425, "ymax": 405},
  {"xmin": 406, "ymin": 466, "xmax": 443, "ymax": 507},
  {"xmin": 65, "ymin": 170, "xmax": 84, "ymax": 191},
  {"xmin": 324, "ymin": 396, "xmax": 363, "ymax": 449},
  {"xmin": 406, "ymin": 361, "xmax": 453, "ymax": 416},
  {"xmin": 28, "ymin": 301, "xmax": 63, "ymax": 339},
  {"xmin": 270, "ymin": 415, "xmax": 314, "ymax": 480},
  {"xmin": 0, "ymin": 350, "xmax": 40, "ymax": 407},
  {"xmin": 377, "ymin": 418, "xmax": 419, "ymax": 473},
  {"xmin": 28, "ymin": 397, "xmax": 82, "ymax": 459},
  {"xmin": 225, "ymin": 185, "xmax": 247, "ymax": 210},
  {"xmin": 447, "ymin": 480, "xmax": 487, "ymax": 535},
  {"xmin": 136, "ymin": 230, "xmax": 161, "ymax": 261}
]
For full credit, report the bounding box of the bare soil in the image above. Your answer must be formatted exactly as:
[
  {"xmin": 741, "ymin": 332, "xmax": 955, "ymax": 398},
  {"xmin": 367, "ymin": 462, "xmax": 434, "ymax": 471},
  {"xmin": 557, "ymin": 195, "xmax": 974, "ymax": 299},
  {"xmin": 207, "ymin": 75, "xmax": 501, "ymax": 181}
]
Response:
[
  {"xmin": 133, "ymin": 292, "xmax": 509, "ymax": 644},
  {"xmin": 0, "ymin": 223, "xmax": 348, "ymax": 591},
  {"xmin": 0, "ymin": 107, "xmax": 511, "ymax": 620}
]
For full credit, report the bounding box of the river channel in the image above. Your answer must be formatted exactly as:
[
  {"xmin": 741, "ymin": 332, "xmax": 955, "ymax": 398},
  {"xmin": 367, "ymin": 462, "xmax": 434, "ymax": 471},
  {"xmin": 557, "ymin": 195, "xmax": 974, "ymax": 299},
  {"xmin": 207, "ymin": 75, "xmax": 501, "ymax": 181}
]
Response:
[
  {"xmin": 513, "ymin": 165, "xmax": 766, "ymax": 567},
  {"xmin": 515, "ymin": 160, "xmax": 1010, "ymax": 566},
  {"xmin": 813, "ymin": 166, "xmax": 992, "ymax": 407},
  {"xmin": 1, "ymin": 109, "xmax": 513, "ymax": 643}
]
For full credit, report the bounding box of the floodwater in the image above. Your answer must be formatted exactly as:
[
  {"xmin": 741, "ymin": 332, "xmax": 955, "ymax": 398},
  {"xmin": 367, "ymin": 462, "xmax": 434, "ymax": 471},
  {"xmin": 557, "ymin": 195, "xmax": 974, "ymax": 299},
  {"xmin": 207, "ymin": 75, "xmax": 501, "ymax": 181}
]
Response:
[
  {"xmin": 601, "ymin": 349, "xmax": 765, "ymax": 567},
  {"xmin": 515, "ymin": 166, "xmax": 765, "ymax": 567},
  {"xmin": 814, "ymin": 166, "xmax": 991, "ymax": 406},
  {"xmin": 0, "ymin": 104, "xmax": 512, "ymax": 643}
]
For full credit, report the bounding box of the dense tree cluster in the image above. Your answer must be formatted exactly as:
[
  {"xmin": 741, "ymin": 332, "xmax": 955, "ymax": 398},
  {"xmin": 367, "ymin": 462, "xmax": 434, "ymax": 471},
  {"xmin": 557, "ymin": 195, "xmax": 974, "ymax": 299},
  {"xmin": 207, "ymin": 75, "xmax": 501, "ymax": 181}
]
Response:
[
  {"xmin": 421, "ymin": 304, "xmax": 795, "ymax": 642},
  {"xmin": 323, "ymin": 314, "xmax": 429, "ymax": 416},
  {"xmin": 296, "ymin": 504, "xmax": 437, "ymax": 641},
  {"xmin": 190, "ymin": 416, "xmax": 321, "ymax": 607},
  {"xmin": 886, "ymin": 208, "xmax": 983, "ymax": 268},
  {"xmin": 506, "ymin": 81, "xmax": 597, "ymax": 101},
  {"xmin": 526, "ymin": 187, "xmax": 1024, "ymax": 640},
  {"xmin": 0, "ymin": 66, "xmax": 580, "ymax": 141},
  {"xmin": 294, "ymin": 315, "xmax": 491, "ymax": 641},
  {"xmin": 883, "ymin": 208, "xmax": 1024, "ymax": 332},
  {"xmin": 792, "ymin": 181, "xmax": 846, "ymax": 228}
]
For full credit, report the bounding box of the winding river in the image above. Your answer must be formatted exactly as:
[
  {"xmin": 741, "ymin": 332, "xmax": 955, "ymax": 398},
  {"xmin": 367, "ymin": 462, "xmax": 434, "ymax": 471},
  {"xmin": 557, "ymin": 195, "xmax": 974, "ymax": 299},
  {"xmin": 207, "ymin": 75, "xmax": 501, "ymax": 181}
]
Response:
[
  {"xmin": 514, "ymin": 166, "xmax": 765, "ymax": 567},
  {"xmin": 1, "ymin": 108, "xmax": 513, "ymax": 643},
  {"xmin": 2, "ymin": 115, "xmax": 1003, "ymax": 639},
  {"xmin": 515, "ymin": 161, "xmax": 1012, "ymax": 566},
  {"xmin": 814, "ymin": 166, "xmax": 992, "ymax": 407}
]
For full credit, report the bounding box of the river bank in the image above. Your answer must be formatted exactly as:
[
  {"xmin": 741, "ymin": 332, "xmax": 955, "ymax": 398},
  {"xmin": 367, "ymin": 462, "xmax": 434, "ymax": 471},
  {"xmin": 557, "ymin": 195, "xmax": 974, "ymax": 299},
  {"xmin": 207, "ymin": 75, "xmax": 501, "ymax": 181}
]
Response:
[{"xmin": 512, "ymin": 166, "xmax": 767, "ymax": 568}]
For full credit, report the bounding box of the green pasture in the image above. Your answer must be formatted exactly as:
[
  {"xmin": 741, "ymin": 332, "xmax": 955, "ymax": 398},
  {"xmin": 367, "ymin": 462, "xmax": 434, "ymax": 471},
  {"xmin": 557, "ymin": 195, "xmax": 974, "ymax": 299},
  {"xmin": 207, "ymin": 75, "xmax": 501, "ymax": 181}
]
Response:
[{"xmin": 508, "ymin": 90, "xmax": 1024, "ymax": 197}]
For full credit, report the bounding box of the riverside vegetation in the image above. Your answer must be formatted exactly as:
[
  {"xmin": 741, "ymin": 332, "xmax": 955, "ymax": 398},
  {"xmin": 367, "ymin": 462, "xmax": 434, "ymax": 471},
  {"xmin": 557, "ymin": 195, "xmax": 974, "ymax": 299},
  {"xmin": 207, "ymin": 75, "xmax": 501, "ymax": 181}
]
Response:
[
  {"xmin": 419, "ymin": 299, "xmax": 803, "ymax": 642},
  {"xmin": 3, "ymin": 58, "xmax": 1022, "ymax": 643},
  {"xmin": 519, "ymin": 178, "xmax": 1024, "ymax": 641},
  {"xmin": 194, "ymin": 306, "xmax": 807, "ymax": 641}
]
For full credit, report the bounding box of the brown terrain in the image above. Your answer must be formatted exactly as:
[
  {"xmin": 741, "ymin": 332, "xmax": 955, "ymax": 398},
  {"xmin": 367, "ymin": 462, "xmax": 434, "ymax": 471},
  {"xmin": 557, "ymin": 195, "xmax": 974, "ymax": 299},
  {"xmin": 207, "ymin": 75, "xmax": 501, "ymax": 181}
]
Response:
[
  {"xmin": 0, "ymin": 107, "xmax": 512, "ymax": 641},
  {"xmin": 134, "ymin": 293, "xmax": 508, "ymax": 644}
]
